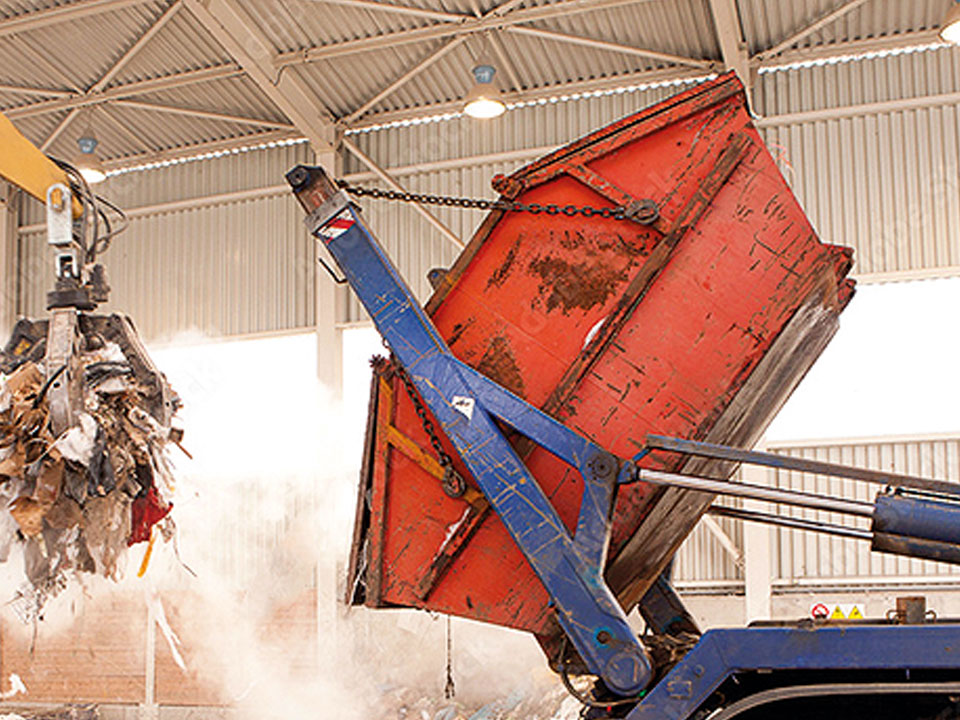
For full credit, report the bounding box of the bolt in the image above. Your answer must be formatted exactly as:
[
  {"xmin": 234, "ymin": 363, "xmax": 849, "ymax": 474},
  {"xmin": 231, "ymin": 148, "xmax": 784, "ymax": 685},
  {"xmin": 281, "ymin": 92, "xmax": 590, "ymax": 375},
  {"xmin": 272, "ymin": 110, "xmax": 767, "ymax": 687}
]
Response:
[
  {"xmin": 589, "ymin": 453, "xmax": 617, "ymax": 480},
  {"xmin": 287, "ymin": 166, "xmax": 309, "ymax": 189},
  {"xmin": 596, "ymin": 630, "xmax": 612, "ymax": 645}
]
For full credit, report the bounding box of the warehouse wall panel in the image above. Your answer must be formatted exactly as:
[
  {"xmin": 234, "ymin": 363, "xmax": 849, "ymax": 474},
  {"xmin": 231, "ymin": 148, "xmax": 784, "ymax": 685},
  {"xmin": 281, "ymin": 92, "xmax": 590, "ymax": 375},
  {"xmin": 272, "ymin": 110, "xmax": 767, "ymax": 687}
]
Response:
[
  {"xmin": 19, "ymin": 191, "xmax": 316, "ymax": 342},
  {"xmin": 673, "ymin": 435, "xmax": 960, "ymax": 590}
]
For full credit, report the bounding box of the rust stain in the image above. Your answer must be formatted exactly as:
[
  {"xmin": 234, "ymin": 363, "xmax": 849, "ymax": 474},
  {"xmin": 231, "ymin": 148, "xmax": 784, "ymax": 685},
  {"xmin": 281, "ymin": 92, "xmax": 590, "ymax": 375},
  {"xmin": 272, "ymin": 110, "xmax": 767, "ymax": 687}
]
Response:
[
  {"xmin": 477, "ymin": 335, "xmax": 526, "ymax": 398},
  {"xmin": 447, "ymin": 318, "xmax": 475, "ymax": 348},
  {"xmin": 527, "ymin": 255, "xmax": 628, "ymax": 314},
  {"xmin": 486, "ymin": 236, "xmax": 523, "ymax": 291}
]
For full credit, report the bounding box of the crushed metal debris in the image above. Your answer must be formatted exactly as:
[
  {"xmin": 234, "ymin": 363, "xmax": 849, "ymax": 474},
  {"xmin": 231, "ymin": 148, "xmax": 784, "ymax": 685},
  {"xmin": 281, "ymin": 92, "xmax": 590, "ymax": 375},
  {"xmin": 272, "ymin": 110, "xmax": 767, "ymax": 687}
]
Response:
[{"xmin": 0, "ymin": 315, "xmax": 183, "ymax": 621}]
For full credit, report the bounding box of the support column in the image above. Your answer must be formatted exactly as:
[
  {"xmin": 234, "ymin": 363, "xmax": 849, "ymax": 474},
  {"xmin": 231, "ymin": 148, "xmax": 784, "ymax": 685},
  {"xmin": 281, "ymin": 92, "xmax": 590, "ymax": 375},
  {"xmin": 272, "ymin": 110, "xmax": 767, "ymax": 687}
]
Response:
[
  {"xmin": 0, "ymin": 183, "xmax": 18, "ymax": 336},
  {"xmin": 313, "ymin": 148, "xmax": 344, "ymax": 397},
  {"xmin": 313, "ymin": 147, "xmax": 346, "ymax": 676},
  {"xmin": 140, "ymin": 596, "xmax": 158, "ymax": 720},
  {"xmin": 743, "ymin": 439, "xmax": 773, "ymax": 623}
]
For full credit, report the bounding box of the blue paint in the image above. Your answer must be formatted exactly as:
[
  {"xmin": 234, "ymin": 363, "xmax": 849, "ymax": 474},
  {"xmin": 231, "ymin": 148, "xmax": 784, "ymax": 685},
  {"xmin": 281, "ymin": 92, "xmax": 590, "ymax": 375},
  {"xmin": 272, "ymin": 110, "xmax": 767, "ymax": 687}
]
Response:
[
  {"xmin": 297, "ymin": 179, "xmax": 960, "ymax": 720},
  {"xmin": 627, "ymin": 625, "xmax": 960, "ymax": 720},
  {"xmin": 309, "ymin": 199, "xmax": 651, "ymax": 695}
]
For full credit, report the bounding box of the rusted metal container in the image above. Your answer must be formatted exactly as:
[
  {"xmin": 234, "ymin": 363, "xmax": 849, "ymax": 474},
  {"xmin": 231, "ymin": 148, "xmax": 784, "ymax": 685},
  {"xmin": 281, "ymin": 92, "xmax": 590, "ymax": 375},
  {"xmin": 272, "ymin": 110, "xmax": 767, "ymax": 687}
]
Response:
[{"xmin": 347, "ymin": 73, "xmax": 854, "ymax": 653}]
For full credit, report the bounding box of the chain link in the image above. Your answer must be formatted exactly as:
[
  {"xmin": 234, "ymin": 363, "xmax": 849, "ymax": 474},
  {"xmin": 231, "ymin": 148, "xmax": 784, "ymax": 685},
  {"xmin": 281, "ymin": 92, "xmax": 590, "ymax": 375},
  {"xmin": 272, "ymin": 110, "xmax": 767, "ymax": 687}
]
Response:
[
  {"xmin": 390, "ymin": 356, "xmax": 467, "ymax": 499},
  {"xmin": 338, "ymin": 180, "xmax": 629, "ymax": 221}
]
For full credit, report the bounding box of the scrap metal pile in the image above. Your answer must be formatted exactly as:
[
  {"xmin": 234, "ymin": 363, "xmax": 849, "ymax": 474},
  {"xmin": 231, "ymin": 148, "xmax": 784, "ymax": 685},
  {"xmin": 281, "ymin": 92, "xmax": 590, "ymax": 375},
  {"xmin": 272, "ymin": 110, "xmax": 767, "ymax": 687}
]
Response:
[{"xmin": 0, "ymin": 314, "xmax": 182, "ymax": 620}]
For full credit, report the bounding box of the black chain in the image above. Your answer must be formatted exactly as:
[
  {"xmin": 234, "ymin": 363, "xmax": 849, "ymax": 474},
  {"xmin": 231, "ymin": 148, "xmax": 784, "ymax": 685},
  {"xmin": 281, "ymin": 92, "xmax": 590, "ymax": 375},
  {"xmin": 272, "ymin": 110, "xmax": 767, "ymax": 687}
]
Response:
[
  {"xmin": 390, "ymin": 356, "xmax": 467, "ymax": 499},
  {"xmin": 337, "ymin": 180, "xmax": 630, "ymax": 221}
]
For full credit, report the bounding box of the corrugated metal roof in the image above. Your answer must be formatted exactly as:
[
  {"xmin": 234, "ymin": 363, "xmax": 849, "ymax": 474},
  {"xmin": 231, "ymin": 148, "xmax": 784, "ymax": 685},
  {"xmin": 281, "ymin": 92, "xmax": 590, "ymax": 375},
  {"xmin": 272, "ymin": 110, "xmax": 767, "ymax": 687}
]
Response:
[
  {"xmin": 740, "ymin": 0, "xmax": 949, "ymax": 55},
  {"xmin": 0, "ymin": 0, "xmax": 954, "ymax": 163},
  {"xmin": 12, "ymin": 2, "xmax": 170, "ymax": 88},
  {"xmin": 111, "ymin": 7, "xmax": 234, "ymax": 85}
]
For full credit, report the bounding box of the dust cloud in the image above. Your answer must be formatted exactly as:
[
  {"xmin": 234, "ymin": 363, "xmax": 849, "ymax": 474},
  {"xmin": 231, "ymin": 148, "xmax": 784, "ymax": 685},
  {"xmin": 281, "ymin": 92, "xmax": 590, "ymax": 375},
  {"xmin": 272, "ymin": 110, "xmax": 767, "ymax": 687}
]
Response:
[{"xmin": 1, "ymin": 331, "xmax": 572, "ymax": 720}]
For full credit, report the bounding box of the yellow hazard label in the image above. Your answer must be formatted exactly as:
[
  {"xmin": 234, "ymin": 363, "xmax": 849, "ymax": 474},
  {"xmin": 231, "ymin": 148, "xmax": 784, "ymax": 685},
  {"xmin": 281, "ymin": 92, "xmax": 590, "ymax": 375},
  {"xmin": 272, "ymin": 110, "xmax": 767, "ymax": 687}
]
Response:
[
  {"xmin": 847, "ymin": 605, "xmax": 864, "ymax": 619},
  {"xmin": 829, "ymin": 605, "xmax": 846, "ymax": 620}
]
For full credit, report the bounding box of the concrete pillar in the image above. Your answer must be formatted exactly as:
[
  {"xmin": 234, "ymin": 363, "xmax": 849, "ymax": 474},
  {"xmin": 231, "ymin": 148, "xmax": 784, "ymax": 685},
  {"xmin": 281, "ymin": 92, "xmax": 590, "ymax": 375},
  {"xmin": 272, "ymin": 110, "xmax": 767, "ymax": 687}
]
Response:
[
  {"xmin": 743, "ymin": 439, "xmax": 773, "ymax": 623},
  {"xmin": 0, "ymin": 183, "xmax": 19, "ymax": 336},
  {"xmin": 313, "ymin": 148, "xmax": 345, "ymax": 398}
]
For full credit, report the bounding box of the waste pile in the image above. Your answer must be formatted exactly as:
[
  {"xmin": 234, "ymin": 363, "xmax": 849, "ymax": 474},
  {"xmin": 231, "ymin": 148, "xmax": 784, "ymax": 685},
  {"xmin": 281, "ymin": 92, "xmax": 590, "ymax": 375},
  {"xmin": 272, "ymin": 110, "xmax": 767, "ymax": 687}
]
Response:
[
  {"xmin": 372, "ymin": 683, "xmax": 581, "ymax": 720},
  {"xmin": 0, "ymin": 704, "xmax": 97, "ymax": 720},
  {"xmin": 0, "ymin": 315, "xmax": 182, "ymax": 621}
]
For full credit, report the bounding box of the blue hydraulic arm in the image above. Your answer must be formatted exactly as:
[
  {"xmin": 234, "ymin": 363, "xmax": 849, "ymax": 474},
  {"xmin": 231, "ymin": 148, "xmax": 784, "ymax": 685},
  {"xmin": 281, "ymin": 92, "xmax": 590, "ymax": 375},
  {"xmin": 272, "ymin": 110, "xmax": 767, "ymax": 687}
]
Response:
[
  {"xmin": 289, "ymin": 165, "xmax": 960, "ymax": 720},
  {"xmin": 286, "ymin": 165, "xmax": 652, "ymax": 696}
]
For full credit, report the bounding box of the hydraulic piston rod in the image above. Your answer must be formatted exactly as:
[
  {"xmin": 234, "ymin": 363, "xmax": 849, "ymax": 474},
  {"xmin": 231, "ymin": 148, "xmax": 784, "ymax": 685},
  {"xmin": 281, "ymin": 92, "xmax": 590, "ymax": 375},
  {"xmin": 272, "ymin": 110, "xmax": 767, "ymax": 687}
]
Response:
[{"xmin": 636, "ymin": 467, "xmax": 875, "ymax": 517}]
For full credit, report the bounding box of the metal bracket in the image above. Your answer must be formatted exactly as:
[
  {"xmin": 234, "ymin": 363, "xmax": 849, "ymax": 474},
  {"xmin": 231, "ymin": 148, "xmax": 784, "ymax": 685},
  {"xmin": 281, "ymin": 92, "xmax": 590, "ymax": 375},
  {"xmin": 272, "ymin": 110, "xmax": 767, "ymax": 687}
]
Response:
[
  {"xmin": 303, "ymin": 190, "xmax": 352, "ymax": 237},
  {"xmin": 45, "ymin": 183, "xmax": 72, "ymax": 248}
]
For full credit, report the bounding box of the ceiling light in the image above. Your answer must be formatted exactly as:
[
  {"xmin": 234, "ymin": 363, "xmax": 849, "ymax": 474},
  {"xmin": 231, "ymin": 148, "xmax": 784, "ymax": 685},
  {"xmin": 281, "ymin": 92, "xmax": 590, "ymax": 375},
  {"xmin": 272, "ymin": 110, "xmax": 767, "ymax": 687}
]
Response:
[
  {"xmin": 940, "ymin": 1, "xmax": 960, "ymax": 44},
  {"xmin": 76, "ymin": 132, "xmax": 107, "ymax": 184},
  {"xmin": 463, "ymin": 64, "xmax": 505, "ymax": 119}
]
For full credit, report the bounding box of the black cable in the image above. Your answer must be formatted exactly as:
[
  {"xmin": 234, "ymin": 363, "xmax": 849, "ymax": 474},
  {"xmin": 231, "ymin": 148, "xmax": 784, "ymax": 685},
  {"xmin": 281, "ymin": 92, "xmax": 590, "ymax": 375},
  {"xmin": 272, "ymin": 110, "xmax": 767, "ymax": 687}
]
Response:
[
  {"xmin": 558, "ymin": 638, "xmax": 646, "ymax": 709},
  {"xmin": 33, "ymin": 363, "xmax": 68, "ymax": 409},
  {"xmin": 47, "ymin": 157, "xmax": 129, "ymax": 264},
  {"xmin": 91, "ymin": 194, "xmax": 129, "ymax": 258}
]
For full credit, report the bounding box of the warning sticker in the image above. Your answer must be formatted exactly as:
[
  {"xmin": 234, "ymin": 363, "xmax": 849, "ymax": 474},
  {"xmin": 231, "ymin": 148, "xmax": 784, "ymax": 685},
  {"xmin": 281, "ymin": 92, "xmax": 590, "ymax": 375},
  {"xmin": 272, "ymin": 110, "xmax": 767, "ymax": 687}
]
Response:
[
  {"xmin": 318, "ymin": 210, "xmax": 355, "ymax": 243},
  {"xmin": 810, "ymin": 602, "xmax": 866, "ymax": 620},
  {"xmin": 452, "ymin": 396, "xmax": 475, "ymax": 422}
]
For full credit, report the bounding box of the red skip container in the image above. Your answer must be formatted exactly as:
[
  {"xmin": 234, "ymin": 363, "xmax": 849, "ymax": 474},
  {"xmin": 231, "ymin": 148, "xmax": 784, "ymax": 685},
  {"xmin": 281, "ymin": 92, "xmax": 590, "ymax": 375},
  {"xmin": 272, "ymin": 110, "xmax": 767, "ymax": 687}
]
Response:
[{"xmin": 347, "ymin": 73, "xmax": 855, "ymax": 656}]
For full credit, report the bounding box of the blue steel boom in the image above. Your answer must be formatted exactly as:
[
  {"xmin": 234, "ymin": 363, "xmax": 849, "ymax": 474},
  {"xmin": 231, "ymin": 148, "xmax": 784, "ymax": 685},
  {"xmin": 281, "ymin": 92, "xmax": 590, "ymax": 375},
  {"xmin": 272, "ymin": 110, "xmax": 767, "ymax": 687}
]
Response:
[{"xmin": 287, "ymin": 164, "xmax": 960, "ymax": 720}]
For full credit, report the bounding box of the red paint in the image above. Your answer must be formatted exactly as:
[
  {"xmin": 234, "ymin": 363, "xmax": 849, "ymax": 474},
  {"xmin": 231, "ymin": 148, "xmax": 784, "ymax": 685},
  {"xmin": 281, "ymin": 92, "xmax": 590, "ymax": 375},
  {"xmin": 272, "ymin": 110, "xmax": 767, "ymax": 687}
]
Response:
[
  {"xmin": 129, "ymin": 486, "xmax": 171, "ymax": 545},
  {"xmin": 351, "ymin": 74, "xmax": 854, "ymax": 643}
]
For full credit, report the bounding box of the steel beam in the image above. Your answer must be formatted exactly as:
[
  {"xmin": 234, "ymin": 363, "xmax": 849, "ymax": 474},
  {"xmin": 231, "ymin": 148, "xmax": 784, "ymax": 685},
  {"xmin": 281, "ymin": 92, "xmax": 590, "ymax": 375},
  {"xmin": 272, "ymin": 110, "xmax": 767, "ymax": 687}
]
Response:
[
  {"xmin": 708, "ymin": 0, "xmax": 750, "ymax": 94},
  {"xmin": 310, "ymin": 0, "xmax": 468, "ymax": 24},
  {"xmin": 0, "ymin": 184, "xmax": 17, "ymax": 335},
  {"xmin": 740, "ymin": 456, "xmax": 771, "ymax": 623},
  {"xmin": 90, "ymin": 0, "xmax": 183, "ymax": 94},
  {"xmin": 115, "ymin": 98, "xmax": 295, "ymax": 129},
  {"xmin": 99, "ymin": 129, "xmax": 302, "ymax": 171},
  {"xmin": 700, "ymin": 513, "xmax": 743, "ymax": 568},
  {"xmin": 488, "ymin": 31, "xmax": 525, "ymax": 92},
  {"xmin": 343, "ymin": 36, "xmax": 469, "ymax": 124},
  {"xmin": 313, "ymin": 145, "xmax": 344, "ymax": 396},
  {"xmin": 0, "ymin": 0, "xmax": 155, "ymax": 37},
  {"xmin": 3, "ymin": 65, "xmax": 242, "ymax": 119},
  {"xmin": 100, "ymin": 106, "xmax": 159, "ymax": 153},
  {"xmin": 506, "ymin": 26, "xmax": 715, "ymax": 69},
  {"xmin": 275, "ymin": 0, "xmax": 669, "ymax": 66},
  {"xmin": 184, "ymin": 0, "xmax": 337, "ymax": 152},
  {"xmin": 754, "ymin": 0, "xmax": 873, "ymax": 62},
  {"xmin": 347, "ymin": 65, "xmax": 711, "ymax": 129},
  {"xmin": 341, "ymin": 136, "xmax": 463, "ymax": 249},
  {"xmin": 39, "ymin": 107, "xmax": 81, "ymax": 151},
  {"xmin": 754, "ymin": 29, "xmax": 942, "ymax": 71},
  {"xmin": 0, "ymin": 84, "xmax": 73, "ymax": 99}
]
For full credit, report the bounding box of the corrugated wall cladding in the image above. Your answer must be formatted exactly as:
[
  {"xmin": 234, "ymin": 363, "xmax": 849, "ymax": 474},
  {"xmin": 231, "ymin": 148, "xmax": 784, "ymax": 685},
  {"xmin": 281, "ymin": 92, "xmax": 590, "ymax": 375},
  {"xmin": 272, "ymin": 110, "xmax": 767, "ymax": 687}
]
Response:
[
  {"xmin": 21, "ymin": 141, "xmax": 313, "ymax": 225},
  {"xmin": 19, "ymin": 192, "xmax": 316, "ymax": 341},
  {"xmin": 673, "ymin": 436, "xmax": 960, "ymax": 589},
  {"xmin": 762, "ymin": 105, "xmax": 960, "ymax": 275},
  {"xmin": 673, "ymin": 503, "xmax": 744, "ymax": 586},
  {"xmin": 770, "ymin": 437, "xmax": 960, "ymax": 583}
]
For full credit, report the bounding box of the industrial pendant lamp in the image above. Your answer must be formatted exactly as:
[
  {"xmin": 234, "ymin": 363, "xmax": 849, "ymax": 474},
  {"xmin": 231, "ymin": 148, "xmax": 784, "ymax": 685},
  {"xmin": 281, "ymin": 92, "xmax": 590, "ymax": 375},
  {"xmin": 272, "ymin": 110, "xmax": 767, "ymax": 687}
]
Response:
[
  {"xmin": 941, "ymin": 0, "xmax": 960, "ymax": 44},
  {"xmin": 463, "ymin": 63, "xmax": 506, "ymax": 119},
  {"xmin": 75, "ymin": 124, "xmax": 107, "ymax": 185}
]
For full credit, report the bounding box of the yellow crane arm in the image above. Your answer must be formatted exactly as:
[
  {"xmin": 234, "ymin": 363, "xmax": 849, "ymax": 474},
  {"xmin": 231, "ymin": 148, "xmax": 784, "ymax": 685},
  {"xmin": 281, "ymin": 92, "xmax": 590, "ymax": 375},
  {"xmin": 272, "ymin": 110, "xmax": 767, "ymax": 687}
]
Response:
[{"xmin": 0, "ymin": 110, "xmax": 83, "ymax": 218}]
